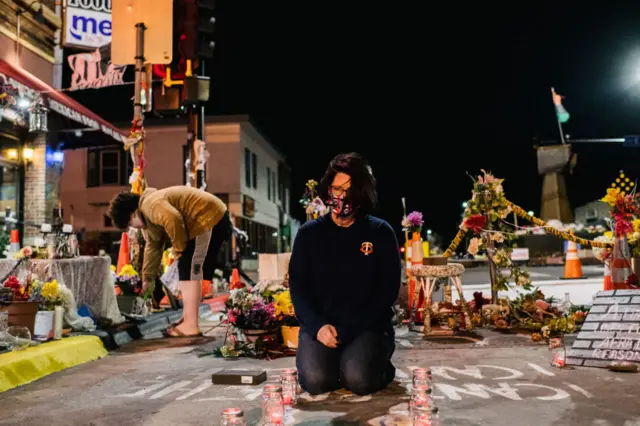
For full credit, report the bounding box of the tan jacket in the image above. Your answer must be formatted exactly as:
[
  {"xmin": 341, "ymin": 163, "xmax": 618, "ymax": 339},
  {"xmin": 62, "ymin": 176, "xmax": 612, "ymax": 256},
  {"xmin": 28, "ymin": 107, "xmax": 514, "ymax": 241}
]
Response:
[{"xmin": 139, "ymin": 186, "xmax": 227, "ymax": 282}]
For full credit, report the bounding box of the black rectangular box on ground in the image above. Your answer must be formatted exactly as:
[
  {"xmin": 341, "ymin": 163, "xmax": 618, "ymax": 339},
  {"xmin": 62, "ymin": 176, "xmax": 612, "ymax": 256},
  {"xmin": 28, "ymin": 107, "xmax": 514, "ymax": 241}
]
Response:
[{"xmin": 212, "ymin": 370, "xmax": 267, "ymax": 386}]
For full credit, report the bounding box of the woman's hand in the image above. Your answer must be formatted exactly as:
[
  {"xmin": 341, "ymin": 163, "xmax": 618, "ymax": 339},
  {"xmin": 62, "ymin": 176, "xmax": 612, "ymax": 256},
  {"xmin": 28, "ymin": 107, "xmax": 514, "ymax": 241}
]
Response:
[{"xmin": 317, "ymin": 324, "xmax": 339, "ymax": 348}]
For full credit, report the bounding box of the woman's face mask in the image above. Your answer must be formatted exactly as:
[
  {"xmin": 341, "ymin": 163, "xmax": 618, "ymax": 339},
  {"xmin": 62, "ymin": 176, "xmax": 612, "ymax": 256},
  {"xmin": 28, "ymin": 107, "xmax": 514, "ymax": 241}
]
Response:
[
  {"xmin": 328, "ymin": 192, "xmax": 354, "ymax": 217},
  {"xmin": 327, "ymin": 172, "xmax": 356, "ymax": 217}
]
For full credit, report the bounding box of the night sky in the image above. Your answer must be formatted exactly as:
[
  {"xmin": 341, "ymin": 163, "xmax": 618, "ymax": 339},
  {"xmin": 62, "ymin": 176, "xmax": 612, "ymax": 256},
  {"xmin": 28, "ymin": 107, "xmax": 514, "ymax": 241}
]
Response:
[{"xmin": 69, "ymin": 2, "xmax": 640, "ymax": 244}]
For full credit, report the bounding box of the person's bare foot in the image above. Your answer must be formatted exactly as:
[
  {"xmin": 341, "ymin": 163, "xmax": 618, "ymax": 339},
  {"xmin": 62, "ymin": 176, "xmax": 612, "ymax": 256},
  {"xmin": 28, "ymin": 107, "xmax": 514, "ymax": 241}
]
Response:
[{"xmin": 171, "ymin": 318, "xmax": 184, "ymax": 327}]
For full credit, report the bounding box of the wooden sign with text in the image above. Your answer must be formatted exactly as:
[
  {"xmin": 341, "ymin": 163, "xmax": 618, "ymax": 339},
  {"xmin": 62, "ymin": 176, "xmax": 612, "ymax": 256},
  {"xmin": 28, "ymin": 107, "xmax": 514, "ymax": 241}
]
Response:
[{"xmin": 567, "ymin": 289, "xmax": 640, "ymax": 367}]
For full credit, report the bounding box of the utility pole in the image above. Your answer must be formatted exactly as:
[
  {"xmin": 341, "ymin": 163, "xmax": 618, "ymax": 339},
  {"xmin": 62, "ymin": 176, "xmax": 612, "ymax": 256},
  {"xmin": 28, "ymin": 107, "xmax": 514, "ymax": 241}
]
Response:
[{"xmin": 180, "ymin": 0, "xmax": 215, "ymax": 191}]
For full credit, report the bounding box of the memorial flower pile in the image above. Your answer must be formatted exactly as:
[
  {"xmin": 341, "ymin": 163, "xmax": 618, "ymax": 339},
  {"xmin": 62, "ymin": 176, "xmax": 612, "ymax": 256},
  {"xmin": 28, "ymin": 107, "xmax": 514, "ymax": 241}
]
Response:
[{"xmin": 461, "ymin": 170, "xmax": 531, "ymax": 292}]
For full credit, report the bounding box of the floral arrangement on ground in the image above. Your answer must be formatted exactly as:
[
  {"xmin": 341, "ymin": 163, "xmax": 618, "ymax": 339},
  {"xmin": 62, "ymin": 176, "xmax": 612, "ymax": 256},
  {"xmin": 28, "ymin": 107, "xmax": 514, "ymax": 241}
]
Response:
[
  {"xmin": 111, "ymin": 264, "xmax": 143, "ymax": 296},
  {"xmin": 2, "ymin": 274, "xmax": 72, "ymax": 311},
  {"xmin": 427, "ymin": 288, "xmax": 587, "ymax": 341},
  {"xmin": 215, "ymin": 281, "xmax": 298, "ymax": 358}
]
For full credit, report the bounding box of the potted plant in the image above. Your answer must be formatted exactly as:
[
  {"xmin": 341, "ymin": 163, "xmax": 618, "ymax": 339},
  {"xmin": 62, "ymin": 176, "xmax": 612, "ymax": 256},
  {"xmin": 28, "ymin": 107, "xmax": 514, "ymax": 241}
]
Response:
[
  {"xmin": 113, "ymin": 264, "xmax": 144, "ymax": 314},
  {"xmin": 225, "ymin": 288, "xmax": 278, "ymax": 342},
  {"xmin": 0, "ymin": 275, "xmax": 39, "ymax": 335},
  {"xmin": 29, "ymin": 279, "xmax": 64, "ymax": 340},
  {"xmin": 273, "ymin": 289, "xmax": 299, "ymax": 348}
]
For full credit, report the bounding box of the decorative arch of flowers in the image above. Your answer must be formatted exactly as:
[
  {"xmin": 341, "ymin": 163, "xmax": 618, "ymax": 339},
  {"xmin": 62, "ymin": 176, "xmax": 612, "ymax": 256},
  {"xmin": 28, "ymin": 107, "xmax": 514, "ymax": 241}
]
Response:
[{"xmin": 453, "ymin": 171, "xmax": 532, "ymax": 293}]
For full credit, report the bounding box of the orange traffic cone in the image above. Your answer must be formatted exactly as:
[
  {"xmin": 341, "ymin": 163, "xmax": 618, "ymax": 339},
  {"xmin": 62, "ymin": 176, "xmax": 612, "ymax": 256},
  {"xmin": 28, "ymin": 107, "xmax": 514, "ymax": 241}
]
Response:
[
  {"xmin": 603, "ymin": 260, "xmax": 614, "ymax": 290},
  {"xmin": 229, "ymin": 268, "xmax": 245, "ymax": 290},
  {"xmin": 202, "ymin": 280, "xmax": 213, "ymax": 298},
  {"xmin": 410, "ymin": 233, "xmax": 425, "ymax": 323},
  {"xmin": 116, "ymin": 232, "xmax": 130, "ymax": 274},
  {"xmin": 562, "ymin": 239, "xmax": 584, "ymax": 279},
  {"xmin": 611, "ymin": 236, "xmax": 633, "ymax": 289}
]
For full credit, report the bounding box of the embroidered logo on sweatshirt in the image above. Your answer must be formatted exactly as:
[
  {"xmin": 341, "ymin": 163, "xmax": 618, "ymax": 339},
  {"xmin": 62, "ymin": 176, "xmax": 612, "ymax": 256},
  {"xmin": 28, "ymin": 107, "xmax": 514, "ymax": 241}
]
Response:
[{"xmin": 360, "ymin": 242, "xmax": 373, "ymax": 256}]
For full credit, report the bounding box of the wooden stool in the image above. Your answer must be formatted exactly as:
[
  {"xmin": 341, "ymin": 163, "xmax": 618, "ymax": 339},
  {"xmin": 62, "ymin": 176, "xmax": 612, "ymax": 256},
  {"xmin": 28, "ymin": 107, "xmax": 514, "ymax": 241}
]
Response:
[{"xmin": 410, "ymin": 262, "xmax": 472, "ymax": 335}]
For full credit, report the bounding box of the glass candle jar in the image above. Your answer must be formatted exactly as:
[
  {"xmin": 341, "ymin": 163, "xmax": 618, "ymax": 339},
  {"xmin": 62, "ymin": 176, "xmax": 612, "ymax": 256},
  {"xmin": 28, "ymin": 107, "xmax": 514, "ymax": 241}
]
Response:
[
  {"xmin": 413, "ymin": 405, "xmax": 440, "ymax": 426},
  {"xmin": 262, "ymin": 384, "xmax": 285, "ymax": 425},
  {"xmin": 220, "ymin": 408, "xmax": 246, "ymax": 426},
  {"xmin": 549, "ymin": 337, "xmax": 566, "ymax": 368},
  {"xmin": 280, "ymin": 368, "xmax": 299, "ymax": 406},
  {"xmin": 412, "ymin": 367, "xmax": 433, "ymax": 389},
  {"xmin": 410, "ymin": 385, "xmax": 433, "ymax": 413}
]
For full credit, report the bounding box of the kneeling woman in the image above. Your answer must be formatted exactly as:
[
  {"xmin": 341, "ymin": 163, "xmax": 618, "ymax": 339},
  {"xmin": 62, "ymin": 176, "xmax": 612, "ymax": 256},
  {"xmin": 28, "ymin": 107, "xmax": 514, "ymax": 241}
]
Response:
[{"xmin": 289, "ymin": 153, "xmax": 401, "ymax": 396}]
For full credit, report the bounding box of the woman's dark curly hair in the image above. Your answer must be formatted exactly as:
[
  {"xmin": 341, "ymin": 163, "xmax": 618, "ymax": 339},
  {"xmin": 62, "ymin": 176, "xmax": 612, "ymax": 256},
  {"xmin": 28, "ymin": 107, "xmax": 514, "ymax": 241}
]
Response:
[
  {"xmin": 319, "ymin": 152, "xmax": 378, "ymax": 217},
  {"xmin": 107, "ymin": 192, "xmax": 140, "ymax": 230}
]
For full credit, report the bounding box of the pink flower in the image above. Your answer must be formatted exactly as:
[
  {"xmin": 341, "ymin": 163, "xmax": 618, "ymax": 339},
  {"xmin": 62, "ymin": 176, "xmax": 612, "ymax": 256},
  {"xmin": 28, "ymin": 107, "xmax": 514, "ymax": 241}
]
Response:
[{"xmin": 21, "ymin": 246, "xmax": 33, "ymax": 257}]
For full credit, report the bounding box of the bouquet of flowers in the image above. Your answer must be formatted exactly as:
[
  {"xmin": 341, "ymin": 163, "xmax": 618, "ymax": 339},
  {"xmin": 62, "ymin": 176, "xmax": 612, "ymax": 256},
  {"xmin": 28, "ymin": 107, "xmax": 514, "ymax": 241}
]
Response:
[
  {"xmin": 273, "ymin": 289, "xmax": 298, "ymax": 326},
  {"xmin": 2, "ymin": 275, "xmax": 27, "ymax": 301},
  {"xmin": 402, "ymin": 211, "xmax": 424, "ymax": 233},
  {"xmin": 114, "ymin": 264, "xmax": 142, "ymax": 296},
  {"xmin": 225, "ymin": 288, "xmax": 278, "ymax": 330},
  {"xmin": 29, "ymin": 279, "xmax": 64, "ymax": 311},
  {"xmin": 299, "ymin": 179, "xmax": 328, "ymax": 219},
  {"xmin": 601, "ymin": 187, "xmax": 640, "ymax": 237}
]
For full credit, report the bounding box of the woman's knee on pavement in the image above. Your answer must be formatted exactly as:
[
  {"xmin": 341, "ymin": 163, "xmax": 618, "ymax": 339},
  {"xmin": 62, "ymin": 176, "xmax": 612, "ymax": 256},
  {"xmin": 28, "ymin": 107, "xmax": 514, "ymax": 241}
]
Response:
[
  {"xmin": 341, "ymin": 362, "xmax": 385, "ymax": 396},
  {"xmin": 298, "ymin": 367, "xmax": 339, "ymax": 395}
]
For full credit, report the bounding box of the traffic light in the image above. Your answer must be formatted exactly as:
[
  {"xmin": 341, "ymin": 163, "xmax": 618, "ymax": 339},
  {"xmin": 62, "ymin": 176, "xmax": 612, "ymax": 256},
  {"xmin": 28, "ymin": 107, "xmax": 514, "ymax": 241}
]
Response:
[
  {"xmin": 197, "ymin": 0, "xmax": 216, "ymax": 58},
  {"xmin": 176, "ymin": 0, "xmax": 215, "ymax": 60}
]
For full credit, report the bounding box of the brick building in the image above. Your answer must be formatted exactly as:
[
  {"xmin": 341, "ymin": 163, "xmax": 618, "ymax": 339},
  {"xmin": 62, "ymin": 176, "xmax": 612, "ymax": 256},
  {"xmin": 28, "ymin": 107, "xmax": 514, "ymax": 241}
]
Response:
[{"xmin": 0, "ymin": 0, "xmax": 123, "ymax": 245}]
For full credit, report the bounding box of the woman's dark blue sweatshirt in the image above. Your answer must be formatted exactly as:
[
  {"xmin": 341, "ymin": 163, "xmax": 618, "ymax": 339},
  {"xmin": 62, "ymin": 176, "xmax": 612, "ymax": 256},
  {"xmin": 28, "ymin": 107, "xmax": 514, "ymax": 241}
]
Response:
[{"xmin": 289, "ymin": 214, "xmax": 401, "ymax": 344}]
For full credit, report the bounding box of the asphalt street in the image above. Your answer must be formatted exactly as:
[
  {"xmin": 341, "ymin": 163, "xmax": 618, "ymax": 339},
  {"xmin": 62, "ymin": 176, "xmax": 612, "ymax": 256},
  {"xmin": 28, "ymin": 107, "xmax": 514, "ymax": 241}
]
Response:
[{"xmin": 1, "ymin": 326, "xmax": 639, "ymax": 426}]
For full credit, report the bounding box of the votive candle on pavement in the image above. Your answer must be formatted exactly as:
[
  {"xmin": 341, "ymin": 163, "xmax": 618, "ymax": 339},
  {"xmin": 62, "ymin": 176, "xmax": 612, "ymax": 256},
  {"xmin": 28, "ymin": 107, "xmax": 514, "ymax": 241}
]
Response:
[{"xmin": 220, "ymin": 408, "xmax": 246, "ymax": 426}]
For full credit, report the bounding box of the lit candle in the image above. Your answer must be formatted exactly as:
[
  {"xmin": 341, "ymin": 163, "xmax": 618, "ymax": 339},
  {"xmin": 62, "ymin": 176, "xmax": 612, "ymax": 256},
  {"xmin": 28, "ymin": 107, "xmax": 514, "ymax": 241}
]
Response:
[
  {"xmin": 552, "ymin": 353, "xmax": 565, "ymax": 368},
  {"xmin": 267, "ymin": 405, "xmax": 284, "ymax": 424}
]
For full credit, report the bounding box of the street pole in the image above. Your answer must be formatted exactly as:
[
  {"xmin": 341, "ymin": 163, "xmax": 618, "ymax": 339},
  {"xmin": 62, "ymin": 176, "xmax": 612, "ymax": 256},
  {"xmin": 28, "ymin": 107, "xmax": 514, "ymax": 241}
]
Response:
[
  {"xmin": 133, "ymin": 23, "xmax": 146, "ymax": 136},
  {"xmin": 185, "ymin": 61, "xmax": 207, "ymax": 191}
]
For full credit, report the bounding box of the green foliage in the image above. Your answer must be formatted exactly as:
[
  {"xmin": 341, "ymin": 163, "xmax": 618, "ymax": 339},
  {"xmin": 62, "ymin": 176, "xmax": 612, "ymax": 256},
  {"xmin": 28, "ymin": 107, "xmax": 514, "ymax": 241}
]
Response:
[{"xmin": 0, "ymin": 229, "xmax": 8, "ymax": 259}]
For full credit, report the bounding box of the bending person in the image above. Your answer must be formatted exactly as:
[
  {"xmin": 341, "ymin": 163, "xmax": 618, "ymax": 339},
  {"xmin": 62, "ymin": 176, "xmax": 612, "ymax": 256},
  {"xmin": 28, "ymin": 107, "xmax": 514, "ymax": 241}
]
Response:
[
  {"xmin": 108, "ymin": 186, "xmax": 231, "ymax": 337},
  {"xmin": 289, "ymin": 153, "xmax": 401, "ymax": 396}
]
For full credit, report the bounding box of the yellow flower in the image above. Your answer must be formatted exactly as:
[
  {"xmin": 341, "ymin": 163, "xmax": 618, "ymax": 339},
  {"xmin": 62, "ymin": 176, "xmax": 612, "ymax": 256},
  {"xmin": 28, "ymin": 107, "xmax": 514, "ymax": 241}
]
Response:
[
  {"xmin": 110, "ymin": 265, "xmax": 116, "ymax": 273},
  {"xmin": 604, "ymin": 231, "xmax": 613, "ymax": 240},
  {"xmin": 602, "ymin": 187, "xmax": 620, "ymax": 206},
  {"xmin": 41, "ymin": 280, "xmax": 59, "ymax": 300},
  {"xmin": 633, "ymin": 219, "xmax": 640, "ymax": 233},
  {"xmin": 118, "ymin": 264, "xmax": 138, "ymax": 277},
  {"xmin": 273, "ymin": 290, "xmax": 294, "ymax": 316}
]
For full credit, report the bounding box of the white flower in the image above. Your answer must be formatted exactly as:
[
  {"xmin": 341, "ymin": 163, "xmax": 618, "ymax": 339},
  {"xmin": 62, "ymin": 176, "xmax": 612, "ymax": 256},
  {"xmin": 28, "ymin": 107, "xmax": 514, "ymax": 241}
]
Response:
[
  {"xmin": 491, "ymin": 232, "xmax": 505, "ymax": 243},
  {"xmin": 467, "ymin": 238, "xmax": 481, "ymax": 256}
]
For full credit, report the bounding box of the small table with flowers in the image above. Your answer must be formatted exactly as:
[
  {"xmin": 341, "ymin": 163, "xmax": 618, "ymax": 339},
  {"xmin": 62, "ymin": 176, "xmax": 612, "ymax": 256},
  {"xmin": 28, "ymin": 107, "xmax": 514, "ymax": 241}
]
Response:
[{"xmin": 0, "ymin": 256, "xmax": 124, "ymax": 325}]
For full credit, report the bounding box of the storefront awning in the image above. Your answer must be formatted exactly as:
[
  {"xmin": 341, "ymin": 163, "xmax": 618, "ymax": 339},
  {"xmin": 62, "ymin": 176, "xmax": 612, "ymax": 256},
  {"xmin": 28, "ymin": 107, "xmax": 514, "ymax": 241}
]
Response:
[{"xmin": 0, "ymin": 59, "xmax": 126, "ymax": 143}]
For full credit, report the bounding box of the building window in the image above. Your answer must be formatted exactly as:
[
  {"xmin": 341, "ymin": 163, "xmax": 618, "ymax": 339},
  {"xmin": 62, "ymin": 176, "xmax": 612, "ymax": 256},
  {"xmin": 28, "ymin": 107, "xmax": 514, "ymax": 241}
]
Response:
[
  {"xmin": 271, "ymin": 171, "xmax": 277, "ymax": 202},
  {"xmin": 244, "ymin": 148, "xmax": 251, "ymax": 188},
  {"xmin": 87, "ymin": 146, "xmax": 133, "ymax": 188},
  {"xmin": 100, "ymin": 150, "xmax": 120, "ymax": 185},
  {"xmin": 251, "ymin": 152, "xmax": 257, "ymax": 189},
  {"xmin": 285, "ymin": 188, "xmax": 290, "ymax": 214},
  {"xmin": 267, "ymin": 168, "xmax": 272, "ymax": 200}
]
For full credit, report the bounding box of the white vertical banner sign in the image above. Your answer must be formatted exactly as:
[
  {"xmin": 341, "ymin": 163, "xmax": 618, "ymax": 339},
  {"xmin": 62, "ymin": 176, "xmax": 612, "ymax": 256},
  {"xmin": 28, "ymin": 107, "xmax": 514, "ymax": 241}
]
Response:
[{"xmin": 111, "ymin": 0, "xmax": 174, "ymax": 66}]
